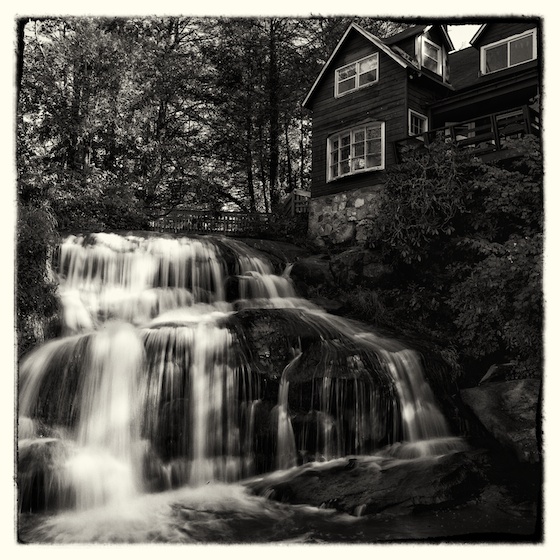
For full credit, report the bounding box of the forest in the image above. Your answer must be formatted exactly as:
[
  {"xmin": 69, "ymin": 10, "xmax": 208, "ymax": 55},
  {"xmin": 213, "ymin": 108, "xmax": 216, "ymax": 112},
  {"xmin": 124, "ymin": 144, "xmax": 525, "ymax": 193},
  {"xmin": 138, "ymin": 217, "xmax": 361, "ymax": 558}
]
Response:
[{"xmin": 17, "ymin": 16, "xmax": 409, "ymax": 225}]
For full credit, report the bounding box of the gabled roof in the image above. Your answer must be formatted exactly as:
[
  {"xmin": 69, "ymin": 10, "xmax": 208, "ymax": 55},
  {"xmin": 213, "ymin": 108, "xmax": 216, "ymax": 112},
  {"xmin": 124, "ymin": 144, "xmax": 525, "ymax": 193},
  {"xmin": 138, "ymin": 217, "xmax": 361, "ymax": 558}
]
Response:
[
  {"xmin": 302, "ymin": 22, "xmax": 454, "ymax": 109},
  {"xmin": 302, "ymin": 23, "xmax": 410, "ymax": 109},
  {"xmin": 470, "ymin": 24, "xmax": 487, "ymax": 46}
]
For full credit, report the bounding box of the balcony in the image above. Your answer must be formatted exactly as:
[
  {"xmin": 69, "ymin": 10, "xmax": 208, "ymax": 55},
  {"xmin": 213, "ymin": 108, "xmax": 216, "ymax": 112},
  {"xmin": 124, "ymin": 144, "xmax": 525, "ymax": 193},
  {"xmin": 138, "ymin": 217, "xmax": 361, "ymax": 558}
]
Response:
[{"xmin": 394, "ymin": 105, "xmax": 540, "ymax": 163}]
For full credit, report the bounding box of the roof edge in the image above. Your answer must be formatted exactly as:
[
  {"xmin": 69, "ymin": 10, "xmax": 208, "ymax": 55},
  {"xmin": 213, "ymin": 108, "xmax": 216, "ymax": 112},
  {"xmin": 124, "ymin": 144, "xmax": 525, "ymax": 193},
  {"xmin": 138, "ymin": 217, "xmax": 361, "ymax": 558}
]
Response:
[{"xmin": 302, "ymin": 23, "xmax": 409, "ymax": 109}]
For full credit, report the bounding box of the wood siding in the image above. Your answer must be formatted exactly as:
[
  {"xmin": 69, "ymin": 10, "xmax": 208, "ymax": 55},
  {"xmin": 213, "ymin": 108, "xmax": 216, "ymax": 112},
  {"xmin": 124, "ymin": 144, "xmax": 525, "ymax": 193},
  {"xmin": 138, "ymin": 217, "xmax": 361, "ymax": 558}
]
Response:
[
  {"xmin": 394, "ymin": 36, "xmax": 416, "ymax": 59},
  {"xmin": 309, "ymin": 30, "xmax": 407, "ymax": 198},
  {"xmin": 407, "ymin": 76, "xmax": 441, "ymax": 129},
  {"xmin": 476, "ymin": 22, "xmax": 537, "ymax": 47}
]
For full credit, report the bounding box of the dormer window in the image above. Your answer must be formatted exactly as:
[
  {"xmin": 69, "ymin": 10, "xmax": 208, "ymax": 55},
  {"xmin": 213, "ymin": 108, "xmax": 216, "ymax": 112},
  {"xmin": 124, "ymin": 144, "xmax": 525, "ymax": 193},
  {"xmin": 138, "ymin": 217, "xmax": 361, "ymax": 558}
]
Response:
[
  {"xmin": 335, "ymin": 53, "xmax": 378, "ymax": 97},
  {"xmin": 421, "ymin": 37, "xmax": 442, "ymax": 75},
  {"xmin": 481, "ymin": 29, "xmax": 537, "ymax": 74}
]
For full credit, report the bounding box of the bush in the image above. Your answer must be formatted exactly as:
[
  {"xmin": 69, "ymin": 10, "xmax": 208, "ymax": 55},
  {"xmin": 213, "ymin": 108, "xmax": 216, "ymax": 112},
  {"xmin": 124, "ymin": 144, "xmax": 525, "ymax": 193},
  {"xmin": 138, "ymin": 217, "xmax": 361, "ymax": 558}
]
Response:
[
  {"xmin": 17, "ymin": 202, "xmax": 60, "ymax": 355},
  {"xmin": 50, "ymin": 171, "xmax": 148, "ymax": 232},
  {"xmin": 369, "ymin": 136, "xmax": 543, "ymax": 381}
]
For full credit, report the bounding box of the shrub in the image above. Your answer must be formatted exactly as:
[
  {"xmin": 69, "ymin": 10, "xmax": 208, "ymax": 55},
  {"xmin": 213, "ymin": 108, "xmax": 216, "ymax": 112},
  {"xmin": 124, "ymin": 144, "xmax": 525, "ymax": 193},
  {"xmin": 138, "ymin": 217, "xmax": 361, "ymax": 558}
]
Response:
[{"xmin": 369, "ymin": 136, "xmax": 543, "ymax": 381}]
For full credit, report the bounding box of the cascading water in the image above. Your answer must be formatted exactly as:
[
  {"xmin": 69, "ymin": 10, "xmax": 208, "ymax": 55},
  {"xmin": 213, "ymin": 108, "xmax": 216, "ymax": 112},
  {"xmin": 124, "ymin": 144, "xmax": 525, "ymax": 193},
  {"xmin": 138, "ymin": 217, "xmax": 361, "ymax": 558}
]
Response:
[{"xmin": 18, "ymin": 232, "xmax": 466, "ymax": 542}]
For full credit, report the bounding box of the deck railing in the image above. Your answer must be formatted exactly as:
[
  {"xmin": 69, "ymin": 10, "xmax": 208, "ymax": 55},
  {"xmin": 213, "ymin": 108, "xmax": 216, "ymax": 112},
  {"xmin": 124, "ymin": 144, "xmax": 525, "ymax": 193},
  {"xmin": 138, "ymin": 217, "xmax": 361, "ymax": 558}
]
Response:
[
  {"xmin": 394, "ymin": 105, "xmax": 540, "ymax": 162},
  {"xmin": 149, "ymin": 189, "xmax": 311, "ymax": 236},
  {"xmin": 281, "ymin": 188, "xmax": 311, "ymax": 216},
  {"xmin": 148, "ymin": 210, "xmax": 271, "ymax": 235}
]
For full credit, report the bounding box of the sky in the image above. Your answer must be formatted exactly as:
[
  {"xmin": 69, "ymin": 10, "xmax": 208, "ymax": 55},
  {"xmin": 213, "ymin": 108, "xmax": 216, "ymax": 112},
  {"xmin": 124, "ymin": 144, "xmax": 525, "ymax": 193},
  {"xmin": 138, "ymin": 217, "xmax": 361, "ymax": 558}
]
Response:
[{"xmin": 448, "ymin": 24, "xmax": 481, "ymax": 51}]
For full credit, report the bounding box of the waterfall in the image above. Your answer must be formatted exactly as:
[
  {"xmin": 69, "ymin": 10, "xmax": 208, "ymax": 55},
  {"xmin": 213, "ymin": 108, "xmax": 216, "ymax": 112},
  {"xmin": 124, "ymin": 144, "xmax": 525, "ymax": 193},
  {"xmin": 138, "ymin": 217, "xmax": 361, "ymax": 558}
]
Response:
[
  {"xmin": 275, "ymin": 353, "xmax": 300, "ymax": 470},
  {"xmin": 19, "ymin": 232, "xmax": 460, "ymax": 514}
]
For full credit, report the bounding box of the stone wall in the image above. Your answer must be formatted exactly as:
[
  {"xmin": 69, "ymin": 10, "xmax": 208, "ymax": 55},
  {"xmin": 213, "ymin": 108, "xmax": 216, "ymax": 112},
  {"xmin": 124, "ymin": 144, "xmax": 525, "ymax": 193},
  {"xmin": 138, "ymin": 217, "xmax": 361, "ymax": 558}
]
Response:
[{"xmin": 307, "ymin": 183, "xmax": 386, "ymax": 246}]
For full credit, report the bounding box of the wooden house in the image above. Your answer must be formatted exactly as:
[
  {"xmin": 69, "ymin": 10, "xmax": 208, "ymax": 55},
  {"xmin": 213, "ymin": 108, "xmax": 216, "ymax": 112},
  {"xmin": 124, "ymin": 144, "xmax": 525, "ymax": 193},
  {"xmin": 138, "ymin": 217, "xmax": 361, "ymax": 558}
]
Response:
[{"xmin": 303, "ymin": 20, "xmax": 541, "ymax": 244}]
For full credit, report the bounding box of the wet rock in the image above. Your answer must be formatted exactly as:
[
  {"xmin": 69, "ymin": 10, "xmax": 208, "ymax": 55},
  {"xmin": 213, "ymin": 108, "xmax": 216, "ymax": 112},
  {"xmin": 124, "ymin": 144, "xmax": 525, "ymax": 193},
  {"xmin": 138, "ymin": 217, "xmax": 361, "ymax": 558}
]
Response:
[
  {"xmin": 308, "ymin": 296, "xmax": 348, "ymax": 315},
  {"xmin": 289, "ymin": 256, "xmax": 335, "ymax": 296},
  {"xmin": 18, "ymin": 439, "xmax": 74, "ymax": 513},
  {"xmin": 237, "ymin": 238, "xmax": 309, "ymax": 268},
  {"xmin": 330, "ymin": 247, "xmax": 391, "ymax": 288},
  {"xmin": 460, "ymin": 379, "xmax": 541, "ymax": 463},
  {"xmin": 247, "ymin": 449, "xmax": 490, "ymax": 516}
]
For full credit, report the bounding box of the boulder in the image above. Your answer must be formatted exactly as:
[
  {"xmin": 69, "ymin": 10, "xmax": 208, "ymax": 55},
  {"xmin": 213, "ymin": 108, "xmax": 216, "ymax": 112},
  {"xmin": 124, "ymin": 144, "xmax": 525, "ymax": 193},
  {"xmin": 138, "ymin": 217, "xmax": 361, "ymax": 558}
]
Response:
[
  {"xmin": 460, "ymin": 379, "xmax": 541, "ymax": 463},
  {"xmin": 308, "ymin": 296, "xmax": 348, "ymax": 315},
  {"xmin": 331, "ymin": 222, "xmax": 356, "ymax": 245},
  {"xmin": 247, "ymin": 449, "xmax": 490, "ymax": 516},
  {"xmin": 289, "ymin": 256, "xmax": 335, "ymax": 296},
  {"xmin": 330, "ymin": 247, "xmax": 392, "ymax": 289}
]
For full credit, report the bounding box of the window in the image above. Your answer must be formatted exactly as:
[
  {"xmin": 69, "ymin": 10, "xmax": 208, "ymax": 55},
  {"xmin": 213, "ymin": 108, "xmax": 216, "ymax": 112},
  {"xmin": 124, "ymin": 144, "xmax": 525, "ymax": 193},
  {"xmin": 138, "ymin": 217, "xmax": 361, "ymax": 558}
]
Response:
[
  {"xmin": 335, "ymin": 54, "xmax": 378, "ymax": 96},
  {"xmin": 328, "ymin": 122, "xmax": 384, "ymax": 181},
  {"xmin": 422, "ymin": 37, "xmax": 442, "ymax": 75},
  {"xmin": 408, "ymin": 110, "xmax": 428, "ymax": 136},
  {"xmin": 481, "ymin": 30, "xmax": 536, "ymax": 74}
]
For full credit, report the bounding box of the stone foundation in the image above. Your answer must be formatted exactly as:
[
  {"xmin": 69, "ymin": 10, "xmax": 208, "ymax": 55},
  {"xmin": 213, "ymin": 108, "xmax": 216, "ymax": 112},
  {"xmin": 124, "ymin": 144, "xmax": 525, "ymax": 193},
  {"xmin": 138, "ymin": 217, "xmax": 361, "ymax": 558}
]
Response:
[{"xmin": 307, "ymin": 184, "xmax": 386, "ymax": 246}]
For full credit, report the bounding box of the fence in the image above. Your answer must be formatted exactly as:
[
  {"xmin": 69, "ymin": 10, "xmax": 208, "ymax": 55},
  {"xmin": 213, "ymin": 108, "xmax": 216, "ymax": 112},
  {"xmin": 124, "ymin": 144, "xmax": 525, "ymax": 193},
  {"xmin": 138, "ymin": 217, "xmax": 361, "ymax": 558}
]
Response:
[
  {"xmin": 148, "ymin": 210, "xmax": 273, "ymax": 235},
  {"xmin": 149, "ymin": 190, "xmax": 310, "ymax": 236}
]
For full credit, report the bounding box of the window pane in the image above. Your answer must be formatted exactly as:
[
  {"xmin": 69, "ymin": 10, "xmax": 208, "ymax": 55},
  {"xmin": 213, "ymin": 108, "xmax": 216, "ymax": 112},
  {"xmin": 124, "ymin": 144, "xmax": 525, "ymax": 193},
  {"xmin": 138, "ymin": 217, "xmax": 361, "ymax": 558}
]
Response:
[
  {"xmin": 366, "ymin": 153, "xmax": 382, "ymax": 168},
  {"xmin": 330, "ymin": 165, "xmax": 339, "ymax": 178},
  {"xmin": 341, "ymin": 134, "xmax": 351, "ymax": 146},
  {"xmin": 424, "ymin": 41, "xmax": 439, "ymax": 60},
  {"xmin": 338, "ymin": 77, "xmax": 356, "ymax": 94},
  {"xmin": 341, "ymin": 146, "xmax": 350, "ymax": 160},
  {"xmin": 337, "ymin": 65, "xmax": 356, "ymax": 81},
  {"xmin": 341, "ymin": 161, "xmax": 350, "ymax": 174},
  {"xmin": 410, "ymin": 114, "xmax": 427, "ymax": 135},
  {"xmin": 358, "ymin": 69, "xmax": 377, "ymax": 86},
  {"xmin": 366, "ymin": 139, "xmax": 382, "ymax": 155},
  {"xmin": 353, "ymin": 143, "xmax": 365, "ymax": 157},
  {"xmin": 358, "ymin": 56, "xmax": 377, "ymax": 86},
  {"xmin": 423, "ymin": 55, "xmax": 438, "ymax": 73},
  {"xmin": 353, "ymin": 158, "xmax": 366, "ymax": 171},
  {"xmin": 366, "ymin": 125, "xmax": 381, "ymax": 140},
  {"xmin": 358, "ymin": 56, "xmax": 376, "ymax": 73},
  {"xmin": 485, "ymin": 44, "xmax": 507, "ymax": 72},
  {"xmin": 510, "ymin": 35, "xmax": 533, "ymax": 65},
  {"xmin": 354, "ymin": 130, "xmax": 365, "ymax": 142}
]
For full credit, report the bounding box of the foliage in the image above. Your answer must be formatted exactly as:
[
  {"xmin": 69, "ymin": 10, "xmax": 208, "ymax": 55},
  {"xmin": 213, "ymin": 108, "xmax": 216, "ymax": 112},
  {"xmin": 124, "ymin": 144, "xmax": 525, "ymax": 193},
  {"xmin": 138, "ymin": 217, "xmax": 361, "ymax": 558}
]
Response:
[
  {"xmin": 49, "ymin": 171, "xmax": 147, "ymax": 232},
  {"xmin": 17, "ymin": 202, "xmax": 59, "ymax": 354},
  {"xmin": 370, "ymin": 136, "xmax": 543, "ymax": 380},
  {"xmin": 18, "ymin": 15, "xmax": 410, "ymax": 224}
]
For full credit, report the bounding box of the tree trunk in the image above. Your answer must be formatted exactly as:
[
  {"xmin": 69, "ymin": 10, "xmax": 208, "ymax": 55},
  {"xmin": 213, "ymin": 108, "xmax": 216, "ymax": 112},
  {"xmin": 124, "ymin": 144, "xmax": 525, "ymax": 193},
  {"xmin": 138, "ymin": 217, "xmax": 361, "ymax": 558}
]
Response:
[
  {"xmin": 245, "ymin": 112, "xmax": 256, "ymax": 213},
  {"xmin": 16, "ymin": 18, "xmax": 29, "ymax": 111},
  {"xmin": 284, "ymin": 120, "xmax": 294, "ymax": 193},
  {"xmin": 268, "ymin": 20, "xmax": 280, "ymax": 211}
]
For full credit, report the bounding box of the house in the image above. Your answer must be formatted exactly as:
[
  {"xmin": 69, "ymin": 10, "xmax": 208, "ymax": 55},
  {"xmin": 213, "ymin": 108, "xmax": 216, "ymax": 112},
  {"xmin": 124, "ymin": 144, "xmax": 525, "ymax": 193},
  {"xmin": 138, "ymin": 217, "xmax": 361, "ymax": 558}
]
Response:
[{"xmin": 303, "ymin": 20, "xmax": 541, "ymax": 245}]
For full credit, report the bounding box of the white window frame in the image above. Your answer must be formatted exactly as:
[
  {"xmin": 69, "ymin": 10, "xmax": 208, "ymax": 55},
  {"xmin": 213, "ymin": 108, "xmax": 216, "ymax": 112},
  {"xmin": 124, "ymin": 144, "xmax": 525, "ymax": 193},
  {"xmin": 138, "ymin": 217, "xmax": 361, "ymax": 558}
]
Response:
[
  {"xmin": 408, "ymin": 109, "xmax": 428, "ymax": 136},
  {"xmin": 480, "ymin": 29, "xmax": 537, "ymax": 75},
  {"xmin": 327, "ymin": 122, "xmax": 385, "ymax": 182},
  {"xmin": 421, "ymin": 36, "xmax": 443, "ymax": 76},
  {"xmin": 335, "ymin": 53, "xmax": 379, "ymax": 97}
]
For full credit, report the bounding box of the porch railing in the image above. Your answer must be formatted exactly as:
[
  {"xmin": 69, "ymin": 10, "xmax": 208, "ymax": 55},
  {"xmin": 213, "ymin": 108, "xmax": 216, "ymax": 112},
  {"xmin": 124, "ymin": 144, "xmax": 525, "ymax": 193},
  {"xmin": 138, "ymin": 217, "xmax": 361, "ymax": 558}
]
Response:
[{"xmin": 394, "ymin": 105, "xmax": 540, "ymax": 161}]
